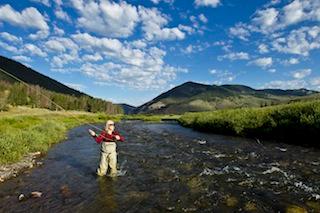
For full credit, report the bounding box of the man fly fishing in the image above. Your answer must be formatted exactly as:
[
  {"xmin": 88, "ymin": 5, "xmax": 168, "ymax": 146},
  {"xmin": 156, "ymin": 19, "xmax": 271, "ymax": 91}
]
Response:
[{"xmin": 88, "ymin": 120, "xmax": 124, "ymax": 177}]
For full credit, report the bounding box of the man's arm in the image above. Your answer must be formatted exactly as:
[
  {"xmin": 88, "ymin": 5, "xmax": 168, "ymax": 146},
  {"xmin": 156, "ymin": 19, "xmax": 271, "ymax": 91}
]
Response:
[
  {"xmin": 113, "ymin": 131, "xmax": 125, "ymax": 142},
  {"xmin": 88, "ymin": 129, "xmax": 105, "ymax": 144}
]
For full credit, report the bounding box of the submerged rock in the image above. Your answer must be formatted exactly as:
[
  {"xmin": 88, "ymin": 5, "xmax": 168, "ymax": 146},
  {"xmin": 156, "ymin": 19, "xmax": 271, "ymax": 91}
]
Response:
[
  {"xmin": 31, "ymin": 191, "xmax": 42, "ymax": 198},
  {"xmin": 244, "ymin": 201, "xmax": 257, "ymax": 212},
  {"xmin": 286, "ymin": 205, "xmax": 307, "ymax": 213},
  {"xmin": 225, "ymin": 195, "xmax": 238, "ymax": 207},
  {"xmin": 18, "ymin": 194, "xmax": 25, "ymax": 201}
]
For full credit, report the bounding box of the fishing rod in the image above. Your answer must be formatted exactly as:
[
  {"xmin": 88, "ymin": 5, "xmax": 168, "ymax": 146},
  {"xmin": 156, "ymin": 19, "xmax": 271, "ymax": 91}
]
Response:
[{"xmin": 0, "ymin": 67, "xmax": 117, "ymax": 141}]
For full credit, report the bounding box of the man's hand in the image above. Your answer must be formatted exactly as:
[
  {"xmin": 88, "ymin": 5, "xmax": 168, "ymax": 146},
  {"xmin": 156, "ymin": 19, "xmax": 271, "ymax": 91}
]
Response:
[
  {"xmin": 88, "ymin": 129, "xmax": 96, "ymax": 137},
  {"xmin": 115, "ymin": 135, "xmax": 120, "ymax": 140}
]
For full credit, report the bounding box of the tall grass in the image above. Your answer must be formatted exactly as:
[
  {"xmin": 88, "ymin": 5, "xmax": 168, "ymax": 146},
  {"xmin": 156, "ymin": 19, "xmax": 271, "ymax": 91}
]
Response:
[
  {"xmin": 178, "ymin": 100, "xmax": 320, "ymax": 147},
  {"xmin": 0, "ymin": 109, "xmax": 121, "ymax": 164}
]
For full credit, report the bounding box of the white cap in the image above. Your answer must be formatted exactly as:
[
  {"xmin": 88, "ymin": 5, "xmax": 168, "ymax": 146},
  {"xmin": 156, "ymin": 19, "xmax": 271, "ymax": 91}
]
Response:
[{"xmin": 106, "ymin": 120, "xmax": 114, "ymax": 127}]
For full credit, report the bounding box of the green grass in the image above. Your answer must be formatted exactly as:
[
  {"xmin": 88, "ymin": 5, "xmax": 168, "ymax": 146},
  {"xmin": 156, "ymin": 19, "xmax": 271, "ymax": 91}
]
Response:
[
  {"xmin": 0, "ymin": 108, "xmax": 121, "ymax": 164},
  {"xmin": 178, "ymin": 100, "xmax": 320, "ymax": 147}
]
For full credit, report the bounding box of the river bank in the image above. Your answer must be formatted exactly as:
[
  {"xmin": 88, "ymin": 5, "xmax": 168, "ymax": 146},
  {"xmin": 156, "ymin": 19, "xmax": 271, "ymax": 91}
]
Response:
[
  {"xmin": 178, "ymin": 100, "xmax": 320, "ymax": 147},
  {"xmin": 0, "ymin": 106, "xmax": 121, "ymax": 182}
]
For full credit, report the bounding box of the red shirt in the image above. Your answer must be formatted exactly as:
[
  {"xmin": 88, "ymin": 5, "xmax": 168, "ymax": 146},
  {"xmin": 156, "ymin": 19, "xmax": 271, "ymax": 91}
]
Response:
[{"xmin": 93, "ymin": 130, "xmax": 125, "ymax": 144}]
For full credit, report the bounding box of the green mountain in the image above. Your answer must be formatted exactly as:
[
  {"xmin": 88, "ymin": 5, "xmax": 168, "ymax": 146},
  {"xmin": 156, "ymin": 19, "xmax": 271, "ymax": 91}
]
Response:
[
  {"xmin": 134, "ymin": 81, "xmax": 319, "ymax": 114},
  {"xmin": 118, "ymin": 103, "xmax": 136, "ymax": 114},
  {"xmin": 0, "ymin": 55, "xmax": 122, "ymax": 114},
  {"xmin": 0, "ymin": 55, "xmax": 84, "ymax": 96}
]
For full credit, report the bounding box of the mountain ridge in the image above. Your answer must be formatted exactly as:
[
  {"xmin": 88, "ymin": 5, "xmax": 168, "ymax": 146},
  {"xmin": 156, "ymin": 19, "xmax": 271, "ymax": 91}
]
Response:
[{"xmin": 134, "ymin": 81, "xmax": 318, "ymax": 114}]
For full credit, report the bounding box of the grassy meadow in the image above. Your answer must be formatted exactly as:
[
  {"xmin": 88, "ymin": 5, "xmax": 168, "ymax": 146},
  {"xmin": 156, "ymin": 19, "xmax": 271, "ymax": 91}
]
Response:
[
  {"xmin": 0, "ymin": 107, "xmax": 121, "ymax": 164},
  {"xmin": 179, "ymin": 100, "xmax": 320, "ymax": 147}
]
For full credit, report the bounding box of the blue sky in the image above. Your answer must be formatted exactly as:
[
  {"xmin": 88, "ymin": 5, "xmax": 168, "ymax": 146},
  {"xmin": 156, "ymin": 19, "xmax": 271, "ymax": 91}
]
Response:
[{"xmin": 0, "ymin": 0, "xmax": 319, "ymax": 106}]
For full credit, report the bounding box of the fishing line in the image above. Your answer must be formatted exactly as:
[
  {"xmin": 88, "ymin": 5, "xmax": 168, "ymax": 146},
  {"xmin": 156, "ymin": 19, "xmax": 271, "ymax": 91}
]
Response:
[{"xmin": 0, "ymin": 67, "xmax": 110, "ymax": 135}]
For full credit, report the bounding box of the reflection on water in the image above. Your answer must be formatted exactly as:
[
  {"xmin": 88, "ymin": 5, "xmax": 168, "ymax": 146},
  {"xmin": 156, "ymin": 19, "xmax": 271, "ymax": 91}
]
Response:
[{"xmin": 0, "ymin": 121, "xmax": 319, "ymax": 212}]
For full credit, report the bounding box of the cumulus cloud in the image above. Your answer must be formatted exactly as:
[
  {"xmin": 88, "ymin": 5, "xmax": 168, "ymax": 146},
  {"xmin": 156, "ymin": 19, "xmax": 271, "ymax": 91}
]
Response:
[
  {"xmin": 0, "ymin": 41, "xmax": 19, "ymax": 53},
  {"xmin": 12, "ymin": 55, "xmax": 32, "ymax": 63},
  {"xmin": 150, "ymin": 0, "xmax": 174, "ymax": 4},
  {"xmin": 195, "ymin": 0, "xmax": 221, "ymax": 8},
  {"xmin": 258, "ymin": 44, "xmax": 269, "ymax": 54},
  {"xmin": 229, "ymin": 23, "xmax": 251, "ymax": 41},
  {"xmin": 209, "ymin": 69, "xmax": 237, "ymax": 84},
  {"xmin": 69, "ymin": 31, "xmax": 187, "ymax": 89},
  {"xmin": 218, "ymin": 52, "xmax": 250, "ymax": 61},
  {"xmin": 45, "ymin": 37, "xmax": 78, "ymax": 53},
  {"xmin": 64, "ymin": 82, "xmax": 86, "ymax": 91},
  {"xmin": 71, "ymin": 0, "xmax": 139, "ymax": 38},
  {"xmin": 292, "ymin": 68, "xmax": 312, "ymax": 79},
  {"xmin": 272, "ymin": 26, "xmax": 320, "ymax": 56},
  {"xmin": 250, "ymin": 57, "xmax": 273, "ymax": 68},
  {"xmin": 0, "ymin": 32, "xmax": 22, "ymax": 43},
  {"xmin": 0, "ymin": 4, "xmax": 49, "ymax": 40},
  {"xmin": 229, "ymin": 0, "xmax": 320, "ymax": 42},
  {"xmin": 30, "ymin": 0, "xmax": 51, "ymax": 7},
  {"xmin": 181, "ymin": 43, "xmax": 210, "ymax": 54},
  {"xmin": 138, "ymin": 6, "xmax": 185, "ymax": 41},
  {"xmin": 24, "ymin": 43, "xmax": 47, "ymax": 57},
  {"xmin": 282, "ymin": 58, "xmax": 300, "ymax": 65},
  {"xmin": 310, "ymin": 77, "xmax": 320, "ymax": 89},
  {"xmin": 263, "ymin": 79, "xmax": 307, "ymax": 90},
  {"xmin": 199, "ymin": 14, "xmax": 208, "ymax": 23},
  {"xmin": 55, "ymin": 7, "xmax": 72, "ymax": 23},
  {"xmin": 82, "ymin": 53, "xmax": 103, "ymax": 62},
  {"xmin": 0, "ymin": 4, "xmax": 49, "ymax": 31}
]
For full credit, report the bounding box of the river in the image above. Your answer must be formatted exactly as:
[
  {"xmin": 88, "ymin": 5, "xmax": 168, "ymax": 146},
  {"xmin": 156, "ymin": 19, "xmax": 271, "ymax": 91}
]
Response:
[{"xmin": 0, "ymin": 121, "xmax": 319, "ymax": 212}]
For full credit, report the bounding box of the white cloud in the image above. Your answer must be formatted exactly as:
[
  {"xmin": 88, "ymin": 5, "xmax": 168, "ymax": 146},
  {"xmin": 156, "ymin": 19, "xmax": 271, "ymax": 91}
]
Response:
[
  {"xmin": 24, "ymin": 43, "xmax": 47, "ymax": 57},
  {"xmin": 150, "ymin": 0, "xmax": 174, "ymax": 4},
  {"xmin": 0, "ymin": 32, "xmax": 22, "ymax": 43},
  {"xmin": 71, "ymin": 0, "xmax": 139, "ymax": 38},
  {"xmin": 258, "ymin": 44, "xmax": 269, "ymax": 53},
  {"xmin": 292, "ymin": 68, "xmax": 312, "ymax": 79},
  {"xmin": 252, "ymin": 8, "xmax": 279, "ymax": 33},
  {"xmin": 250, "ymin": 57, "xmax": 273, "ymax": 68},
  {"xmin": 12, "ymin": 55, "xmax": 32, "ymax": 63},
  {"xmin": 71, "ymin": 32, "xmax": 123, "ymax": 55},
  {"xmin": 0, "ymin": 4, "xmax": 49, "ymax": 31},
  {"xmin": 69, "ymin": 31, "xmax": 187, "ymax": 89},
  {"xmin": 53, "ymin": 25, "xmax": 65, "ymax": 36},
  {"xmin": 263, "ymin": 79, "xmax": 307, "ymax": 90},
  {"xmin": 29, "ymin": 30, "xmax": 49, "ymax": 40},
  {"xmin": 138, "ymin": 6, "xmax": 185, "ymax": 41},
  {"xmin": 0, "ymin": 41, "xmax": 18, "ymax": 52},
  {"xmin": 45, "ymin": 37, "xmax": 78, "ymax": 53},
  {"xmin": 82, "ymin": 53, "xmax": 103, "ymax": 62},
  {"xmin": 272, "ymin": 26, "xmax": 320, "ymax": 56},
  {"xmin": 199, "ymin": 14, "xmax": 208, "ymax": 23},
  {"xmin": 229, "ymin": 23, "xmax": 251, "ymax": 41},
  {"xmin": 310, "ymin": 77, "xmax": 320, "ymax": 89},
  {"xmin": 282, "ymin": 58, "xmax": 300, "ymax": 65},
  {"xmin": 129, "ymin": 40, "xmax": 147, "ymax": 49},
  {"xmin": 51, "ymin": 52, "xmax": 79, "ymax": 68},
  {"xmin": 55, "ymin": 7, "xmax": 72, "ymax": 23},
  {"xmin": 30, "ymin": 0, "xmax": 51, "ymax": 7},
  {"xmin": 230, "ymin": 0, "xmax": 320, "ymax": 42},
  {"xmin": 181, "ymin": 43, "xmax": 209, "ymax": 54},
  {"xmin": 218, "ymin": 52, "xmax": 250, "ymax": 61},
  {"xmin": 178, "ymin": 24, "xmax": 195, "ymax": 35},
  {"xmin": 210, "ymin": 69, "xmax": 237, "ymax": 84},
  {"xmin": 64, "ymin": 82, "xmax": 86, "ymax": 91},
  {"xmin": 195, "ymin": 0, "xmax": 220, "ymax": 8}
]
